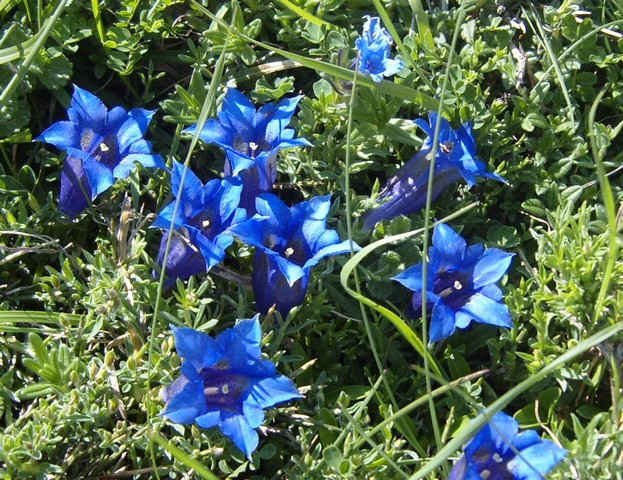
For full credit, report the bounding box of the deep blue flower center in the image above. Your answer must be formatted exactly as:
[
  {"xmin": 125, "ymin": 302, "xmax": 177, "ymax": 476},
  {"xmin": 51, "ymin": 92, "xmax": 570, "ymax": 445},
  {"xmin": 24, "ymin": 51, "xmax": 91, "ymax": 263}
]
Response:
[
  {"xmin": 433, "ymin": 269, "xmax": 474, "ymax": 309},
  {"xmin": 199, "ymin": 365, "xmax": 249, "ymax": 409},
  {"xmin": 189, "ymin": 210, "xmax": 220, "ymax": 239},
  {"xmin": 80, "ymin": 129, "xmax": 118, "ymax": 167},
  {"xmin": 232, "ymin": 134, "xmax": 270, "ymax": 159},
  {"xmin": 471, "ymin": 448, "xmax": 514, "ymax": 479}
]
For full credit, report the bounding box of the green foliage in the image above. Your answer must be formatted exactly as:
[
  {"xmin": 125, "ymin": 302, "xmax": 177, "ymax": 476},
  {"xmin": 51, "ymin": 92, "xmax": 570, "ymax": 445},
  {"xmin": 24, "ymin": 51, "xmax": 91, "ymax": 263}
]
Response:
[{"xmin": 1, "ymin": 0, "xmax": 623, "ymax": 478}]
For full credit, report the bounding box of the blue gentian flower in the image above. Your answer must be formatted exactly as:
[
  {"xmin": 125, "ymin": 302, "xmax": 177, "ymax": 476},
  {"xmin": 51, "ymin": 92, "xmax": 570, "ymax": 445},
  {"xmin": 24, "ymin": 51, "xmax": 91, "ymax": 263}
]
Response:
[
  {"xmin": 355, "ymin": 16, "xmax": 404, "ymax": 82},
  {"xmin": 449, "ymin": 412, "xmax": 566, "ymax": 480},
  {"xmin": 230, "ymin": 194, "xmax": 356, "ymax": 317},
  {"xmin": 153, "ymin": 160, "xmax": 246, "ymax": 284},
  {"xmin": 162, "ymin": 316, "xmax": 302, "ymax": 458},
  {"xmin": 36, "ymin": 84, "xmax": 165, "ymax": 217},
  {"xmin": 363, "ymin": 112, "xmax": 505, "ymax": 229},
  {"xmin": 393, "ymin": 223, "xmax": 514, "ymax": 342},
  {"xmin": 184, "ymin": 89, "xmax": 311, "ymax": 213}
]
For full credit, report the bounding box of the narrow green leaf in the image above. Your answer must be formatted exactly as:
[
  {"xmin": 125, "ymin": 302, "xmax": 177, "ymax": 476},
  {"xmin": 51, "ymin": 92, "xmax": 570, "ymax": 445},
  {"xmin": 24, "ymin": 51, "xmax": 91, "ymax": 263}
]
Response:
[
  {"xmin": 150, "ymin": 432, "xmax": 220, "ymax": 480},
  {"xmin": 0, "ymin": 310, "xmax": 82, "ymax": 324},
  {"xmin": 273, "ymin": 0, "xmax": 334, "ymax": 28}
]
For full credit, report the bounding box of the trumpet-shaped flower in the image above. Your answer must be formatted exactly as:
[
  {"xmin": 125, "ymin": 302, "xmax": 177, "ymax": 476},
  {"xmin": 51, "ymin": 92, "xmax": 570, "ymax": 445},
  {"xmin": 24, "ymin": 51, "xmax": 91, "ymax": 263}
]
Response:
[
  {"xmin": 36, "ymin": 85, "xmax": 165, "ymax": 217},
  {"xmin": 449, "ymin": 412, "xmax": 566, "ymax": 480},
  {"xmin": 393, "ymin": 223, "xmax": 514, "ymax": 342},
  {"xmin": 231, "ymin": 194, "xmax": 356, "ymax": 317},
  {"xmin": 184, "ymin": 89, "xmax": 311, "ymax": 213},
  {"xmin": 363, "ymin": 112, "xmax": 505, "ymax": 229},
  {"xmin": 162, "ymin": 316, "xmax": 302, "ymax": 458},
  {"xmin": 153, "ymin": 160, "xmax": 246, "ymax": 284},
  {"xmin": 355, "ymin": 16, "xmax": 404, "ymax": 82}
]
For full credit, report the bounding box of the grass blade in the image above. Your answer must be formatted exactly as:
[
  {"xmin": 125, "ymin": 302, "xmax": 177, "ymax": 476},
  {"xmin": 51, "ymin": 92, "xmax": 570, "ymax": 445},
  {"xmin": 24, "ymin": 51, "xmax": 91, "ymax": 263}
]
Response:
[{"xmin": 150, "ymin": 431, "xmax": 220, "ymax": 480}]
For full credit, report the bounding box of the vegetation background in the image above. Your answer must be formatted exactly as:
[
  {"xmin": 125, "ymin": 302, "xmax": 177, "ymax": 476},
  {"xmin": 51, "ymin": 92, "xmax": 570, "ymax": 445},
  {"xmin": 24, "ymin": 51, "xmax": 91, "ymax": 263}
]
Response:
[{"xmin": 0, "ymin": 0, "xmax": 622, "ymax": 478}]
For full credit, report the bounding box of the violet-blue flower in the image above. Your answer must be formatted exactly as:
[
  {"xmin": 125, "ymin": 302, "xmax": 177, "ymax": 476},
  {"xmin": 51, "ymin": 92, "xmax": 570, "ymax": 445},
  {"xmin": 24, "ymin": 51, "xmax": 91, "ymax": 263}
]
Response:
[
  {"xmin": 162, "ymin": 315, "xmax": 301, "ymax": 458},
  {"xmin": 153, "ymin": 160, "xmax": 246, "ymax": 284},
  {"xmin": 355, "ymin": 16, "xmax": 404, "ymax": 82},
  {"xmin": 230, "ymin": 194, "xmax": 356, "ymax": 317},
  {"xmin": 393, "ymin": 223, "xmax": 514, "ymax": 342},
  {"xmin": 363, "ymin": 112, "xmax": 505, "ymax": 229},
  {"xmin": 449, "ymin": 411, "xmax": 566, "ymax": 480},
  {"xmin": 36, "ymin": 85, "xmax": 165, "ymax": 217},
  {"xmin": 183, "ymin": 89, "xmax": 311, "ymax": 213}
]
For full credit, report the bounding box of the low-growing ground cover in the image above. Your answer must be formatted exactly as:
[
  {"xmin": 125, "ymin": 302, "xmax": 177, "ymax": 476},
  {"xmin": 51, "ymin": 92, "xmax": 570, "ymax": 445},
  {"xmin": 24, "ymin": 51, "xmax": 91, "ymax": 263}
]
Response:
[{"xmin": 1, "ymin": 0, "xmax": 622, "ymax": 478}]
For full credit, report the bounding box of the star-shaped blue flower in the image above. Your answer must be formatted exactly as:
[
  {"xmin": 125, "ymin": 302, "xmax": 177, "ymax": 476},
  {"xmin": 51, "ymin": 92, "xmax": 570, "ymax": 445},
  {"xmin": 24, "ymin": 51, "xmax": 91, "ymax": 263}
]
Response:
[
  {"xmin": 153, "ymin": 160, "xmax": 246, "ymax": 284},
  {"xmin": 162, "ymin": 316, "xmax": 302, "ymax": 459},
  {"xmin": 393, "ymin": 223, "xmax": 514, "ymax": 342},
  {"xmin": 184, "ymin": 89, "xmax": 311, "ymax": 213},
  {"xmin": 36, "ymin": 85, "xmax": 165, "ymax": 217},
  {"xmin": 355, "ymin": 16, "xmax": 404, "ymax": 82},
  {"xmin": 230, "ymin": 194, "xmax": 357, "ymax": 317},
  {"xmin": 449, "ymin": 412, "xmax": 566, "ymax": 480},
  {"xmin": 363, "ymin": 112, "xmax": 505, "ymax": 229}
]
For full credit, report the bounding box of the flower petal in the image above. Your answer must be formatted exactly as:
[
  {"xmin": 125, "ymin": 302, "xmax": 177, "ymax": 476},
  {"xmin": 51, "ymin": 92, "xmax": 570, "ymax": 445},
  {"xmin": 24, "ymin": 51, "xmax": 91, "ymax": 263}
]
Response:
[
  {"xmin": 171, "ymin": 325, "xmax": 221, "ymax": 370},
  {"xmin": 82, "ymin": 155, "xmax": 114, "ymax": 199},
  {"xmin": 432, "ymin": 223, "xmax": 467, "ymax": 266},
  {"xmin": 392, "ymin": 263, "xmax": 424, "ymax": 293},
  {"xmin": 128, "ymin": 108, "xmax": 155, "ymax": 134},
  {"xmin": 161, "ymin": 375, "xmax": 206, "ymax": 424},
  {"xmin": 59, "ymin": 155, "xmax": 91, "ymax": 217},
  {"xmin": 68, "ymin": 84, "xmax": 108, "ymax": 128},
  {"xmin": 460, "ymin": 293, "xmax": 513, "ymax": 329},
  {"xmin": 429, "ymin": 300, "xmax": 456, "ymax": 342},
  {"xmin": 195, "ymin": 409, "xmax": 222, "ymax": 429},
  {"xmin": 113, "ymin": 153, "xmax": 165, "ymax": 179},
  {"xmin": 472, "ymin": 248, "xmax": 514, "ymax": 289},
  {"xmin": 507, "ymin": 440, "xmax": 566, "ymax": 479},
  {"xmin": 184, "ymin": 118, "xmax": 232, "ymax": 150},
  {"xmin": 248, "ymin": 375, "xmax": 302, "ymax": 409},
  {"xmin": 219, "ymin": 411, "xmax": 259, "ymax": 459},
  {"xmin": 36, "ymin": 121, "xmax": 79, "ymax": 150}
]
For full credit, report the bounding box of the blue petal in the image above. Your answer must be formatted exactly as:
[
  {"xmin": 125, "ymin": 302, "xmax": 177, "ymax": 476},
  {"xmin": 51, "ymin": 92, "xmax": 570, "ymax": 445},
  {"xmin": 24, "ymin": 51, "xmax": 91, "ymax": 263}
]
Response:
[
  {"xmin": 113, "ymin": 153, "xmax": 165, "ymax": 179},
  {"xmin": 432, "ymin": 223, "xmax": 467, "ymax": 266},
  {"xmin": 304, "ymin": 239, "xmax": 357, "ymax": 271},
  {"xmin": 68, "ymin": 85, "xmax": 108, "ymax": 128},
  {"xmin": 479, "ymin": 284, "xmax": 503, "ymax": 301},
  {"xmin": 36, "ymin": 121, "xmax": 79, "ymax": 150},
  {"xmin": 59, "ymin": 154, "xmax": 91, "ymax": 217},
  {"xmin": 171, "ymin": 160, "xmax": 204, "ymax": 203},
  {"xmin": 223, "ymin": 149, "xmax": 257, "ymax": 176},
  {"xmin": 156, "ymin": 233, "xmax": 207, "ymax": 286},
  {"xmin": 219, "ymin": 411, "xmax": 259, "ymax": 459},
  {"xmin": 161, "ymin": 374, "xmax": 206, "ymax": 424},
  {"xmin": 195, "ymin": 409, "xmax": 222, "ymax": 429},
  {"xmin": 255, "ymin": 193, "xmax": 291, "ymax": 228},
  {"xmin": 242, "ymin": 401, "xmax": 265, "ymax": 429},
  {"xmin": 106, "ymin": 106, "xmax": 129, "ymax": 130},
  {"xmin": 218, "ymin": 88, "xmax": 256, "ymax": 132},
  {"xmin": 128, "ymin": 108, "xmax": 155, "ymax": 134},
  {"xmin": 188, "ymin": 227, "xmax": 228, "ymax": 271},
  {"xmin": 429, "ymin": 300, "xmax": 456, "ymax": 342},
  {"xmin": 272, "ymin": 254, "xmax": 305, "ymax": 286},
  {"xmin": 472, "ymin": 248, "xmax": 514, "ymax": 289},
  {"xmin": 231, "ymin": 315, "xmax": 262, "ymax": 358},
  {"xmin": 460, "ymin": 293, "xmax": 513, "ymax": 329},
  {"xmin": 152, "ymin": 203, "xmax": 183, "ymax": 230},
  {"xmin": 82, "ymin": 155, "xmax": 114, "ymax": 199},
  {"xmin": 512, "ymin": 430, "xmax": 542, "ymax": 451},
  {"xmin": 252, "ymin": 253, "xmax": 309, "ymax": 317},
  {"xmin": 217, "ymin": 177, "xmax": 244, "ymax": 221},
  {"xmin": 230, "ymin": 216, "xmax": 271, "ymax": 250},
  {"xmin": 171, "ymin": 325, "xmax": 221, "ymax": 370},
  {"xmin": 392, "ymin": 263, "xmax": 424, "ymax": 293},
  {"xmin": 117, "ymin": 117, "xmax": 145, "ymax": 154},
  {"xmin": 248, "ymin": 375, "xmax": 301, "ymax": 409},
  {"xmin": 382, "ymin": 57, "xmax": 404, "ymax": 77},
  {"xmin": 485, "ymin": 412, "xmax": 519, "ymax": 455},
  {"xmin": 507, "ymin": 440, "xmax": 566, "ymax": 479},
  {"xmin": 184, "ymin": 119, "xmax": 232, "ymax": 150}
]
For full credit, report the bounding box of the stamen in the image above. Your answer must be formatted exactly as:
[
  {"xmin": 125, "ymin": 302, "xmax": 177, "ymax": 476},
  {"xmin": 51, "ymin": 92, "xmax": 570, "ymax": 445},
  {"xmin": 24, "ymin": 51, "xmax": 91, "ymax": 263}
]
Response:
[
  {"xmin": 453, "ymin": 280, "xmax": 463, "ymax": 290},
  {"xmin": 221, "ymin": 384, "xmax": 230, "ymax": 395},
  {"xmin": 440, "ymin": 141, "xmax": 454, "ymax": 153},
  {"xmin": 492, "ymin": 453, "xmax": 503, "ymax": 463},
  {"xmin": 249, "ymin": 142, "xmax": 259, "ymax": 151},
  {"xmin": 480, "ymin": 470, "xmax": 491, "ymax": 480},
  {"xmin": 202, "ymin": 219, "xmax": 211, "ymax": 229},
  {"xmin": 99, "ymin": 142, "xmax": 110, "ymax": 152},
  {"xmin": 407, "ymin": 177, "xmax": 415, "ymax": 186},
  {"xmin": 204, "ymin": 386, "xmax": 221, "ymax": 396},
  {"xmin": 284, "ymin": 247, "xmax": 294, "ymax": 257}
]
